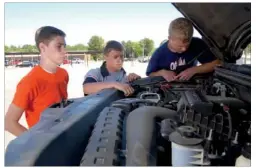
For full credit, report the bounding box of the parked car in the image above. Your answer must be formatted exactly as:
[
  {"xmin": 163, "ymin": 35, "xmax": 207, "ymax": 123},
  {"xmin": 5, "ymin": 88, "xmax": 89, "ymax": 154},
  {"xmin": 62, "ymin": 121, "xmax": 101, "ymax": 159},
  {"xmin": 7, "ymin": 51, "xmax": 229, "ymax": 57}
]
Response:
[
  {"xmin": 15, "ymin": 61, "xmax": 34, "ymax": 68},
  {"xmin": 138, "ymin": 56, "xmax": 150, "ymax": 63},
  {"xmin": 31, "ymin": 60, "xmax": 39, "ymax": 66},
  {"xmin": 71, "ymin": 58, "xmax": 84, "ymax": 64},
  {"xmin": 5, "ymin": 60, "xmax": 9, "ymax": 67}
]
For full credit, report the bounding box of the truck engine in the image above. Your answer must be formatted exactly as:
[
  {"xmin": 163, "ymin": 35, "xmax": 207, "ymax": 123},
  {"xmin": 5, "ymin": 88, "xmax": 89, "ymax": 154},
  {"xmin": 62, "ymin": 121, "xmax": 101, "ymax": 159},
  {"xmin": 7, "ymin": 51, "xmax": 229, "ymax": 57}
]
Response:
[
  {"xmin": 5, "ymin": 64, "xmax": 251, "ymax": 167},
  {"xmin": 80, "ymin": 63, "xmax": 251, "ymax": 166}
]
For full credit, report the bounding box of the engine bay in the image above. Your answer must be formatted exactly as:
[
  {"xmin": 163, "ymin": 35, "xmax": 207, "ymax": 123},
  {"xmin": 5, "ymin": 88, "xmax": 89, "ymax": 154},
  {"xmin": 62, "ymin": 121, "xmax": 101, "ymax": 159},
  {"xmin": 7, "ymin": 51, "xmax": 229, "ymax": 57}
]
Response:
[
  {"xmin": 4, "ymin": 64, "xmax": 251, "ymax": 167},
  {"xmin": 80, "ymin": 64, "xmax": 251, "ymax": 166}
]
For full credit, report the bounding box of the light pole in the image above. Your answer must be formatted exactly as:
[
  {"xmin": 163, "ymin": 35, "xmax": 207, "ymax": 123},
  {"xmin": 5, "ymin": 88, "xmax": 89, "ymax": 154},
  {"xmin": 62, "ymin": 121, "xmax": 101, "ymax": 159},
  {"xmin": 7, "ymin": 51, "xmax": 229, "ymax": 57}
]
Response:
[
  {"xmin": 131, "ymin": 48, "xmax": 134, "ymax": 66},
  {"xmin": 142, "ymin": 39, "xmax": 145, "ymax": 61}
]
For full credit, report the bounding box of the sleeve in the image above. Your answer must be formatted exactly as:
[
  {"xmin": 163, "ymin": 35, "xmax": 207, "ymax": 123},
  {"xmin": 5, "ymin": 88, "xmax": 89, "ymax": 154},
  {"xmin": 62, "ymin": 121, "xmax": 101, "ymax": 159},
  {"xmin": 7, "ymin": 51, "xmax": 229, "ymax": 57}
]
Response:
[
  {"xmin": 65, "ymin": 70, "xmax": 69, "ymax": 84},
  {"xmin": 146, "ymin": 48, "xmax": 161, "ymax": 76},
  {"xmin": 83, "ymin": 69, "xmax": 101, "ymax": 85},
  {"xmin": 64, "ymin": 70, "xmax": 69, "ymax": 99},
  {"xmin": 195, "ymin": 38, "xmax": 218, "ymax": 64},
  {"xmin": 12, "ymin": 77, "xmax": 35, "ymax": 110},
  {"xmin": 121, "ymin": 72, "xmax": 129, "ymax": 84}
]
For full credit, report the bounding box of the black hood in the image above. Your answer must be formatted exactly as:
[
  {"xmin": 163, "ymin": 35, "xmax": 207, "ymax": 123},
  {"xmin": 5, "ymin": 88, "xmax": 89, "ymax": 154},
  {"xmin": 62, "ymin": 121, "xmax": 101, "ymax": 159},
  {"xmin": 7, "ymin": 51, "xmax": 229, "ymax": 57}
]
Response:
[{"xmin": 172, "ymin": 3, "xmax": 251, "ymax": 62}]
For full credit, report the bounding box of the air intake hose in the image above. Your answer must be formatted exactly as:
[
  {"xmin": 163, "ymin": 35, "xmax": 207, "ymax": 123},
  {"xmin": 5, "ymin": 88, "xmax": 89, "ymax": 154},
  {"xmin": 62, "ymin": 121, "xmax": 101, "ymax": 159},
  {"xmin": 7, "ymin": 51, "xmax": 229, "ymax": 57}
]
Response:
[{"xmin": 126, "ymin": 106, "xmax": 177, "ymax": 166}]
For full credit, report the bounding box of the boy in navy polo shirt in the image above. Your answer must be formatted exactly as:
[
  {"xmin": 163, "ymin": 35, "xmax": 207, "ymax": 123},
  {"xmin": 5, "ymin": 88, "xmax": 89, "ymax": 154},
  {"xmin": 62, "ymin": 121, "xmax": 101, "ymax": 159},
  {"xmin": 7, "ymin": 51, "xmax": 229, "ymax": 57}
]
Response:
[
  {"xmin": 83, "ymin": 40, "xmax": 141, "ymax": 96},
  {"xmin": 146, "ymin": 17, "xmax": 221, "ymax": 81}
]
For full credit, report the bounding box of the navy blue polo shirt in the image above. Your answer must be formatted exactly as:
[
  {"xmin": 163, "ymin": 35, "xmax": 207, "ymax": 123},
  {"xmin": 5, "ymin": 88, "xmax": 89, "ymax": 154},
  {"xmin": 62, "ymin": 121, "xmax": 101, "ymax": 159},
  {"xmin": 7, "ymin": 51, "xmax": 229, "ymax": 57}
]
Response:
[{"xmin": 146, "ymin": 37, "xmax": 217, "ymax": 76}]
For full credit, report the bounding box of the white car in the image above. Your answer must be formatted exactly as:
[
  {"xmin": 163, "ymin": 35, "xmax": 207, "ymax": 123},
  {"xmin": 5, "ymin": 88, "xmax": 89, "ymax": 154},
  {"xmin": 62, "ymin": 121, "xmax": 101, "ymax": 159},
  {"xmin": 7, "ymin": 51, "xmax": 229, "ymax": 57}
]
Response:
[{"xmin": 71, "ymin": 58, "xmax": 84, "ymax": 64}]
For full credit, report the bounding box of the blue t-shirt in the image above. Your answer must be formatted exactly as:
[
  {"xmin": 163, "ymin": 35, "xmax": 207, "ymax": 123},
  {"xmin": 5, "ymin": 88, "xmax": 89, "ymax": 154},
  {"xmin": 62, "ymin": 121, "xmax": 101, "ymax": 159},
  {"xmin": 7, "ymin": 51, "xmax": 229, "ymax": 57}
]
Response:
[{"xmin": 146, "ymin": 37, "xmax": 217, "ymax": 76}]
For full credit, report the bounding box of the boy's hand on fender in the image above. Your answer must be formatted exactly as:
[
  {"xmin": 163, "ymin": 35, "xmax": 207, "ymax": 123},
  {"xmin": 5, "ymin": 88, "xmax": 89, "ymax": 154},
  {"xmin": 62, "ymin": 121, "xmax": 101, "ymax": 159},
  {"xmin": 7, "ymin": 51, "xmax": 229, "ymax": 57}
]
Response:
[
  {"xmin": 127, "ymin": 73, "xmax": 141, "ymax": 82},
  {"xmin": 113, "ymin": 82, "xmax": 134, "ymax": 96}
]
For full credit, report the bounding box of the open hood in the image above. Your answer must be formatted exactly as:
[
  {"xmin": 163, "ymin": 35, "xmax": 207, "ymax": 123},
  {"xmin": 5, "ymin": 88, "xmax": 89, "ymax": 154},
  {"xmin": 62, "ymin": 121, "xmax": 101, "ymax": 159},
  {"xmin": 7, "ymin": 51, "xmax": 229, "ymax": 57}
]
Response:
[{"xmin": 172, "ymin": 3, "xmax": 251, "ymax": 62}]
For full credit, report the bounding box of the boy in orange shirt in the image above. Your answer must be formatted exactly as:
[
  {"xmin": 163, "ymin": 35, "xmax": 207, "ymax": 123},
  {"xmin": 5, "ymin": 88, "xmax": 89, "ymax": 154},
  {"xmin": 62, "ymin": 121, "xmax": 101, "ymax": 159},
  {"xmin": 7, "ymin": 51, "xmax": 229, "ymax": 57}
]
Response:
[{"xmin": 5, "ymin": 26, "xmax": 69, "ymax": 136}]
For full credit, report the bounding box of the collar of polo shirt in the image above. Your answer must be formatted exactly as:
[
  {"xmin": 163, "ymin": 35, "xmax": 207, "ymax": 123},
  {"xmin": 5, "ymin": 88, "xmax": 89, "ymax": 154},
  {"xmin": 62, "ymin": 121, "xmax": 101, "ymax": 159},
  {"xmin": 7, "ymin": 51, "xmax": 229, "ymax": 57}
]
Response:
[{"xmin": 100, "ymin": 61, "xmax": 126, "ymax": 77}]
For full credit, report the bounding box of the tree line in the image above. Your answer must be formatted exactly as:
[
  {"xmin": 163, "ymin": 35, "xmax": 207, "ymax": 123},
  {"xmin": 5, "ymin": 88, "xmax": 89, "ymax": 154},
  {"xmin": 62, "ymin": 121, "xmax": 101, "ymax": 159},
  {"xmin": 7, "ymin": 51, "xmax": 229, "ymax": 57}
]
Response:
[
  {"xmin": 5, "ymin": 35, "xmax": 156, "ymax": 61},
  {"xmin": 5, "ymin": 35, "xmax": 251, "ymax": 61},
  {"xmin": 243, "ymin": 43, "xmax": 251, "ymax": 56}
]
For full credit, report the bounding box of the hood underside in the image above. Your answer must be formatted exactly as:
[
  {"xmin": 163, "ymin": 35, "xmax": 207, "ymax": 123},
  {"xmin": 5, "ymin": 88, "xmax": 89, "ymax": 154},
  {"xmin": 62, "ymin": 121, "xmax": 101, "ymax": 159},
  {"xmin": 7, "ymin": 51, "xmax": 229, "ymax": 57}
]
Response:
[{"xmin": 172, "ymin": 3, "xmax": 251, "ymax": 62}]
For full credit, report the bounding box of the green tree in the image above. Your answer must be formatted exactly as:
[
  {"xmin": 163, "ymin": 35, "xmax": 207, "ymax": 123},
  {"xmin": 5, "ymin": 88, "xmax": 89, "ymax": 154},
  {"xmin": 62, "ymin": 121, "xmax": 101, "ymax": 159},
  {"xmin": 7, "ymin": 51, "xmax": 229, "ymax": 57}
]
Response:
[
  {"xmin": 9, "ymin": 45, "xmax": 19, "ymax": 52},
  {"xmin": 66, "ymin": 45, "xmax": 73, "ymax": 51},
  {"xmin": 149, "ymin": 48, "xmax": 156, "ymax": 56},
  {"xmin": 122, "ymin": 41, "xmax": 135, "ymax": 58},
  {"xmin": 71, "ymin": 44, "xmax": 88, "ymax": 51},
  {"xmin": 244, "ymin": 43, "xmax": 251, "ymax": 56},
  {"xmin": 122, "ymin": 41, "xmax": 143, "ymax": 58},
  {"xmin": 66, "ymin": 44, "xmax": 88, "ymax": 51},
  {"xmin": 87, "ymin": 35, "xmax": 105, "ymax": 60},
  {"xmin": 4, "ymin": 37, "xmax": 157, "ymax": 57},
  {"xmin": 21, "ymin": 44, "xmax": 37, "ymax": 52},
  {"xmin": 121, "ymin": 41, "xmax": 127, "ymax": 57},
  {"xmin": 131, "ymin": 42, "xmax": 143, "ymax": 58},
  {"xmin": 243, "ymin": 43, "xmax": 251, "ymax": 64},
  {"xmin": 5, "ymin": 46, "xmax": 10, "ymax": 52},
  {"xmin": 139, "ymin": 38, "xmax": 154, "ymax": 56}
]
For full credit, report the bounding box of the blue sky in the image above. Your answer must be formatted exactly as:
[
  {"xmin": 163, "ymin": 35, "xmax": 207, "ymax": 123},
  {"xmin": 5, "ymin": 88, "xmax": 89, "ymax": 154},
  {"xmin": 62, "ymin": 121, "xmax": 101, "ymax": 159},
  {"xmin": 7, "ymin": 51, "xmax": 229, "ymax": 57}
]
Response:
[{"xmin": 5, "ymin": 2, "xmax": 201, "ymax": 47}]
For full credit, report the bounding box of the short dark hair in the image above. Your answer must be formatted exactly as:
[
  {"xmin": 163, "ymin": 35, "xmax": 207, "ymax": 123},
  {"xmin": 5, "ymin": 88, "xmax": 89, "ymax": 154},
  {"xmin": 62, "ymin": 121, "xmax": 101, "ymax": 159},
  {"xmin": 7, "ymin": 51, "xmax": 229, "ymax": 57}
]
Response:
[
  {"xmin": 35, "ymin": 26, "xmax": 66, "ymax": 51},
  {"xmin": 103, "ymin": 40, "xmax": 124, "ymax": 55}
]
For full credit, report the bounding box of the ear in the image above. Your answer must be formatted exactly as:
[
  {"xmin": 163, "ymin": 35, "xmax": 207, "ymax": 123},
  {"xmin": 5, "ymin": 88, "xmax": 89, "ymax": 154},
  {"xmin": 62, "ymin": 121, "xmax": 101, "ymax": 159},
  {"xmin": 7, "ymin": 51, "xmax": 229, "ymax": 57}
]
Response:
[{"xmin": 39, "ymin": 42, "xmax": 46, "ymax": 53}]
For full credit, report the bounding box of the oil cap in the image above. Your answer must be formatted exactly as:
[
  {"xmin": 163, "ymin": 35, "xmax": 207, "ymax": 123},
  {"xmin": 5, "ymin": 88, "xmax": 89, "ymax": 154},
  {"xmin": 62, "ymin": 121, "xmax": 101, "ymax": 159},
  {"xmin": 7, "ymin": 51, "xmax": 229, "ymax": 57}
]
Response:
[{"xmin": 169, "ymin": 126, "xmax": 203, "ymax": 146}]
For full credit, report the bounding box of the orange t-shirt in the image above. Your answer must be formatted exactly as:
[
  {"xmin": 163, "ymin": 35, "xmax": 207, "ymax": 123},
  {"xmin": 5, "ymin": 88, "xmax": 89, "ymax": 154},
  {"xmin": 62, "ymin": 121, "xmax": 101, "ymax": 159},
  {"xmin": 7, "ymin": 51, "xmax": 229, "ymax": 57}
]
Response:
[{"xmin": 12, "ymin": 65, "xmax": 69, "ymax": 128}]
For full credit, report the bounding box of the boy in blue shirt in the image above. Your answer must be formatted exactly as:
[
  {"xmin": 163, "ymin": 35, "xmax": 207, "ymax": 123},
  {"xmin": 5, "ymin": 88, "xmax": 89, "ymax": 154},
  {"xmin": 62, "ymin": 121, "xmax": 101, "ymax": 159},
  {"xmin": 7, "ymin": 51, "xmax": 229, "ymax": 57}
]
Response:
[
  {"xmin": 83, "ymin": 40, "xmax": 141, "ymax": 96},
  {"xmin": 146, "ymin": 17, "xmax": 221, "ymax": 81}
]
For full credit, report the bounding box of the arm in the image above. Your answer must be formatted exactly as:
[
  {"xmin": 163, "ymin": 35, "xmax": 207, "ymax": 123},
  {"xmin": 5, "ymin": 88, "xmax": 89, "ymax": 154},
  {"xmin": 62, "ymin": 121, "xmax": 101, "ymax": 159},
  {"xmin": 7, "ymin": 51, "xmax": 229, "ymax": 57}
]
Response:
[
  {"xmin": 5, "ymin": 78, "xmax": 34, "ymax": 136},
  {"xmin": 195, "ymin": 38, "xmax": 222, "ymax": 74},
  {"xmin": 192, "ymin": 59, "xmax": 221, "ymax": 74},
  {"xmin": 146, "ymin": 47, "xmax": 176, "ymax": 81},
  {"xmin": 146, "ymin": 48, "xmax": 161, "ymax": 76},
  {"xmin": 126, "ymin": 73, "xmax": 141, "ymax": 82},
  {"xmin": 149, "ymin": 70, "xmax": 164, "ymax": 77},
  {"xmin": 83, "ymin": 69, "xmax": 114, "ymax": 95},
  {"xmin": 63, "ymin": 69, "xmax": 69, "ymax": 99},
  {"xmin": 83, "ymin": 69, "xmax": 134, "ymax": 96},
  {"xmin": 175, "ymin": 38, "xmax": 222, "ymax": 81},
  {"xmin": 83, "ymin": 81, "xmax": 116, "ymax": 95},
  {"xmin": 83, "ymin": 80, "xmax": 134, "ymax": 96},
  {"xmin": 5, "ymin": 104, "xmax": 28, "ymax": 137},
  {"xmin": 149, "ymin": 69, "xmax": 177, "ymax": 82}
]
